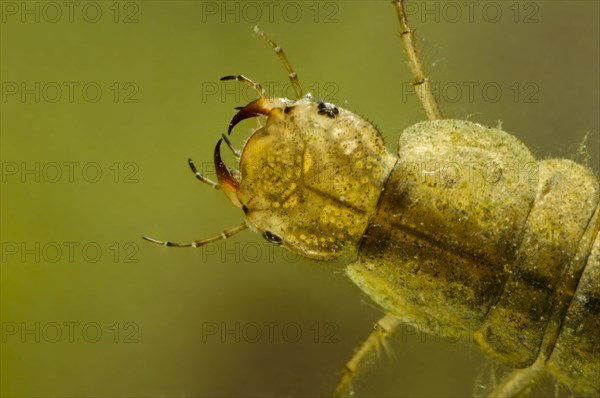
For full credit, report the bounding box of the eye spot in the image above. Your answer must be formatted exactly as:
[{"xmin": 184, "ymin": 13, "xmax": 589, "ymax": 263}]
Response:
[
  {"xmin": 263, "ymin": 231, "xmax": 283, "ymax": 245},
  {"xmin": 317, "ymin": 101, "xmax": 339, "ymax": 118},
  {"xmin": 284, "ymin": 106, "xmax": 294, "ymax": 114}
]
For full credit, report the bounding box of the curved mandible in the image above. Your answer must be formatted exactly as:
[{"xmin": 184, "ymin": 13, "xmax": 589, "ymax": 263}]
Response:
[{"xmin": 214, "ymin": 138, "xmax": 242, "ymax": 208}]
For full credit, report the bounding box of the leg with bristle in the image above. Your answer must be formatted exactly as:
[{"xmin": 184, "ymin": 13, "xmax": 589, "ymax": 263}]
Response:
[
  {"xmin": 393, "ymin": 0, "xmax": 442, "ymax": 121},
  {"xmin": 486, "ymin": 356, "xmax": 545, "ymax": 398},
  {"xmin": 331, "ymin": 313, "xmax": 402, "ymax": 397}
]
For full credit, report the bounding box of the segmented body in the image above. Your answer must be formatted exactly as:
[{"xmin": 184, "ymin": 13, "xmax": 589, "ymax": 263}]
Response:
[
  {"xmin": 236, "ymin": 98, "xmax": 599, "ymax": 393},
  {"xmin": 347, "ymin": 119, "xmax": 599, "ymax": 394}
]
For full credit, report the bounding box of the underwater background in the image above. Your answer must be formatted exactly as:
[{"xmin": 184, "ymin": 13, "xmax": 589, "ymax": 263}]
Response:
[{"xmin": 2, "ymin": 1, "xmax": 598, "ymax": 397}]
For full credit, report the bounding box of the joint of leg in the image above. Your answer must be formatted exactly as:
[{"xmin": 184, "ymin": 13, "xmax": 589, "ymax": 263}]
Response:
[
  {"xmin": 373, "ymin": 322, "xmax": 391, "ymax": 336},
  {"xmin": 344, "ymin": 364, "xmax": 357, "ymax": 376}
]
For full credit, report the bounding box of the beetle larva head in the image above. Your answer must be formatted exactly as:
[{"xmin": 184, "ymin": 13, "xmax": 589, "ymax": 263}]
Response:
[{"xmin": 217, "ymin": 96, "xmax": 396, "ymax": 260}]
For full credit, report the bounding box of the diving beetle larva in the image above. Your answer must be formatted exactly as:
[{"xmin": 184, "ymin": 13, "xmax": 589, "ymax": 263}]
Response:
[{"xmin": 144, "ymin": 1, "xmax": 599, "ymax": 396}]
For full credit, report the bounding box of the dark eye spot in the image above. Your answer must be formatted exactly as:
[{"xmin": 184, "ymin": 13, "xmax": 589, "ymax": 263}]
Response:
[
  {"xmin": 283, "ymin": 106, "xmax": 294, "ymax": 114},
  {"xmin": 263, "ymin": 231, "xmax": 283, "ymax": 245},
  {"xmin": 317, "ymin": 101, "xmax": 339, "ymax": 118}
]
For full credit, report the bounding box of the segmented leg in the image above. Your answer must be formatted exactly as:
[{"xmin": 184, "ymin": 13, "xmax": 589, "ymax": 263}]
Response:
[
  {"xmin": 487, "ymin": 356, "xmax": 545, "ymax": 398},
  {"xmin": 188, "ymin": 157, "xmax": 219, "ymax": 189},
  {"xmin": 331, "ymin": 313, "xmax": 402, "ymax": 398},
  {"xmin": 393, "ymin": 0, "xmax": 442, "ymax": 121},
  {"xmin": 253, "ymin": 25, "xmax": 303, "ymax": 100},
  {"xmin": 221, "ymin": 133, "xmax": 241, "ymax": 157},
  {"xmin": 142, "ymin": 222, "xmax": 247, "ymax": 248},
  {"xmin": 220, "ymin": 75, "xmax": 264, "ymax": 98}
]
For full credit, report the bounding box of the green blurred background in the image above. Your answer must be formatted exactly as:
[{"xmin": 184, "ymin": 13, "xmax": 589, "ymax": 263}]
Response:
[{"xmin": 1, "ymin": 1, "xmax": 598, "ymax": 397}]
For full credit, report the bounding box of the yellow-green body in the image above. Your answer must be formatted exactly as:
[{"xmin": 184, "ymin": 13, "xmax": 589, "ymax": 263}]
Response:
[
  {"xmin": 233, "ymin": 99, "xmax": 599, "ymax": 394},
  {"xmin": 348, "ymin": 120, "xmax": 599, "ymax": 394}
]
